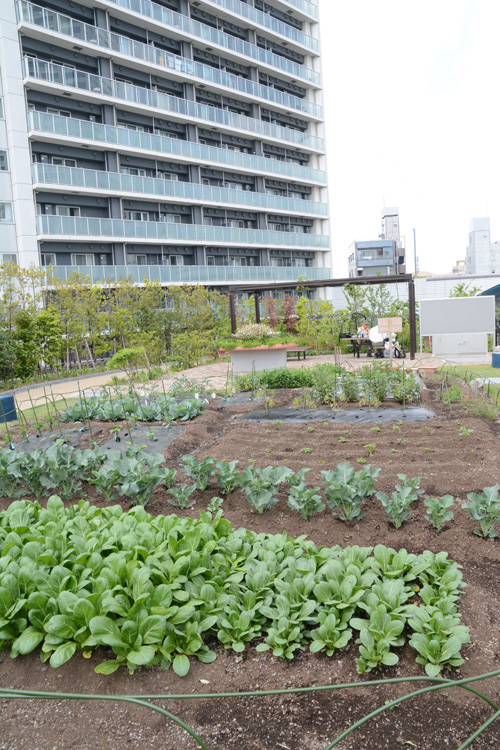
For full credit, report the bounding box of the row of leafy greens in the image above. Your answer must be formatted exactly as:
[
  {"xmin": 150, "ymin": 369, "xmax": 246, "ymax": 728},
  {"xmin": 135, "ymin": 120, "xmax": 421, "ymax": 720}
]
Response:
[
  {"xmin": 61, "ymin": 394, "xmax": 205, "ymax": 423},
  {"xmin": 0, "ymin": 498, "xmax": 468, "ymax": 677}
]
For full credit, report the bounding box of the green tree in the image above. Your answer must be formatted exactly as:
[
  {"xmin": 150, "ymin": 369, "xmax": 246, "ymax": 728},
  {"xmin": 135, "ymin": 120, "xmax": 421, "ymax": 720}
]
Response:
[
  {"xmin": 36, "ymin": 310, "xmax": 63, "ymax": 370},
  {"xmin": 12, "ymin": 310, "xmax": 40, "ymax": 378},
  {"xmin": 449, "ymin": 282, "xmax": 481, "ymax": 298}
]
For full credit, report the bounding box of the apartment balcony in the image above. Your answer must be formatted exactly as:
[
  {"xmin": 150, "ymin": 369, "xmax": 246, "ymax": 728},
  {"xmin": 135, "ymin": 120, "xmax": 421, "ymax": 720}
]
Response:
[
  {"xmin": 28, "ymin": 112, "xmax": 327, "ymax": 184},
  {"xmin": 23, "ymin": 58, "xmax": 323, "ymax": 150},
  {"xmin": 36, "ymin": 215, "xmax": 329, "ymax": 249},
  {"xmin": 83, "ymin": 0, "xmax": 320, "ymax": 85},
  {"xmin": 277, "ymin": 0, "xmax": 318, "ymax": 20},
  {"xmin": 45, "ymin": 263, "xmax": 330, "ymax": 285},
  {"xmin": 18, "ymin": 2, "xmax": 322, "ymax": 119},
  {"xmin": 32, "ymin": 163, "xmax": 328, "ymax": 218},
  {"xmin": 194, "ymin": 0, "xmax": 319, "ymax": 53}
]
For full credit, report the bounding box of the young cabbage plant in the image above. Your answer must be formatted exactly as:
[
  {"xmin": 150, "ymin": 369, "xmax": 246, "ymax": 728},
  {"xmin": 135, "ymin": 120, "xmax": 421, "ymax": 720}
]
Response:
[
  {"xmin": 424, "ymin": 495, "xmax": 455, "ymax": 531},
  {"xmin": 214, "ymin": 460, "xmax": 241, "ymax": 495},
  {"xmin": 321, "ymin": 462, "xmax": 380, "ymax": 522},
  {"xmin": 181, "ymin": 455, "xmax": 218, "ymax": 491},
  {"xmin": 287, "ymin": 483, "xmax": 325, "ymax": 520},
  {"xmin": 240, "ymin": 465, "xmax": 293, "ymax": 514},
  {"xmin": 462, "ymin": 485, "xmax": 500, "ymax": 538},
  {"xmin": 408, "ymin": 607, "xmax": 470, "ymax": 677},
  {"xmin": 376, "ymin": 486, "xmax": 418, "ymax": 528},
  {"xmin": 168, "ymin": 484, "xmax": 197, "ymax": 509}
]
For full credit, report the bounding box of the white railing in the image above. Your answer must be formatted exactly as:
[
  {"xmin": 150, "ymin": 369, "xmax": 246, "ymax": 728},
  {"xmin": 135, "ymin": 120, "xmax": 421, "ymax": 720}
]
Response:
[
  {"xmin": 32, "ymin": 163, "xmax": 328, "ymax": 217},
  {"xmin": 103, "ymin": 0, "xmax": 320, "ymax": 84},
  {"xmin": 27, "ymin": 111, "xmax": 327, "ymax": 182},
  {"xmin": 17, "ymin": 1, "xmax": 321, "ymax": 119},
  {"xmin": 23, "ymin": 57, "xmax": 323, "ymax": 150},
  {"xmin": 199, "ymin": 0, "xmax": 318, "ymax": 51},
  {"xmin": 37, "ymin": 215, "xmax": 329, "ymax": 249},
  {"xmin": 45, "ymin": 264, "xmax": 330, "ymax": 284}
]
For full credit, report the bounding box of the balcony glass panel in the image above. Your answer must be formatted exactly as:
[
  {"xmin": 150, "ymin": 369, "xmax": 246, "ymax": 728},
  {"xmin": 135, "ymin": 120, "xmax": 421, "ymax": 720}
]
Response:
[
  {"xmin": 104, "ymin": 0, "xmax": 320, "ymax": 84},
  {"xmin": 17, "ymin": 1, "xmax": 320, "ymax": 84},
  {"xmin": 279, "ymin": 0, "xmax": 318, "ymax": 19},
  {"xmin": 44, "ymin": 264, "xmax": 330, "ymax": 284},
  {"xmin": 36, "ymin": 214, "xmax": 329, "ymax": 248},
  {"xmin": 27, "ymin": 112, "xmax": 327, "ymax": 183},
  {"xmin": 198, "ymin": 0, "xmax": 318, "ymax": 51},
  {"xmin": 32, "ymin": 163, "xmax": 327, "ymax": 216},
  {"xmin": 23, "ymin": 57, "xmax": 322, "ymax": 147}
]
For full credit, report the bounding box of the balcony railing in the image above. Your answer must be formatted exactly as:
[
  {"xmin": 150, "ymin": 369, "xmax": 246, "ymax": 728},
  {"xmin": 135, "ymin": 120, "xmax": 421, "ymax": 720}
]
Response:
[
  {"xmin": 32, "ymin": 163, "xmax": 328, "ymax": 217},
  {"xmin": 23, "ymin": 57, "xmax": 323, "ymax": 150},
  {"xmin": 17, "ymin": 1, "xmax": 321, "ymax": 119},
  {"xmin": 36, "ymin": 215, "xmax": 329, "ymax": 248},
  {"xmin": 279, "ymin": 0, "xmax": 318, "ymax": 20},
  {"xmin": 198, "ymin": 0, "xmax": 318, "ymax": 52},
  {"xmin": 27, "ymin": 111, "xmax": 327, "ymax": 183},
  {"xmin": 45, "ymin": 264, "xmax": 330, "ymax": 284},
  {"xmin": 103, "ymin": 0, "xmax": 320, "ymax": 85}
]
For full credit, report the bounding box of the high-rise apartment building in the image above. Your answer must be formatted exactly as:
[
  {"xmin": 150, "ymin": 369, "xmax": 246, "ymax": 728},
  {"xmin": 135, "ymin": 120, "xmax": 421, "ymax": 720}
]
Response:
[
  {"xmin": 466, "ymin": 218, "xmax": 500, "ymax": 275},
  {"xmin": 0, "ymin": 0, "xmax": 330, "ymax": 289}
]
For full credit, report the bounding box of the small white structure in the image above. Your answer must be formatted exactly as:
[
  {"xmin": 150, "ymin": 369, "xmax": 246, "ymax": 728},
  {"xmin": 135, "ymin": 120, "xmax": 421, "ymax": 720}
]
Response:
[
  {"xmin": 420, "ymin": 297, "xmax": 495, "ymax": 356},
  {"xmin": 230, "ymin": 347, "xmax": 289, "ymax": 374}
]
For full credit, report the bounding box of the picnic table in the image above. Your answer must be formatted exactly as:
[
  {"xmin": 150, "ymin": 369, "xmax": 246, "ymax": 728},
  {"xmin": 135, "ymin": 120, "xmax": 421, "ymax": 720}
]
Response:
[{"xmin": 286, "ymin": 346, "xmax": 312, "ymax": 361}]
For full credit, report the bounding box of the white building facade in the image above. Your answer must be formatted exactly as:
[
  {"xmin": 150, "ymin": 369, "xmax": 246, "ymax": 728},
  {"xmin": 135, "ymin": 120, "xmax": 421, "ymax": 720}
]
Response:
[
  {"xmin": 0, "ymin": 0, "xmax": 330, "ymax": 288},
  {"xmin": 466, "ymin": 218, "xmax": 500, "ymax": 276}
]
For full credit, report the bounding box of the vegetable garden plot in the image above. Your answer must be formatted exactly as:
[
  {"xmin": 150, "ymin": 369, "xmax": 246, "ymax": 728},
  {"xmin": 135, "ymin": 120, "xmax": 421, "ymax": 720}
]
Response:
[{"xmin": 2, "ymin": 387, "xmax": 500, "ymax": 749}]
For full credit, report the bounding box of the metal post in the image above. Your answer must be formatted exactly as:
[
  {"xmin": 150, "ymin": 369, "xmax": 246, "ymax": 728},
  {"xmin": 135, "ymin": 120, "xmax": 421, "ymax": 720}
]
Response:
[
  {"xmin": 408, "ymin": 279, "xmax": 417, "ymax": 360},
  {"xmin": 254, "ymin": 292, "xmax": 261, "ymax": 323},
  {"xmin": 229, "ymin": 292, "xmax": 237, "ymax": 334},
  {"xmin": 413, "ymin": 228, "xmax": 418, "ymax": 277}
]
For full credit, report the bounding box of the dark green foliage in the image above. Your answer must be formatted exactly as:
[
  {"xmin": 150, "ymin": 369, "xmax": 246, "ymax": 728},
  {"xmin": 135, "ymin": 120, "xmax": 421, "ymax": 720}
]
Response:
[{"xmin": 0, "ymin": 502, "xmax": 469, "ymax": 677}]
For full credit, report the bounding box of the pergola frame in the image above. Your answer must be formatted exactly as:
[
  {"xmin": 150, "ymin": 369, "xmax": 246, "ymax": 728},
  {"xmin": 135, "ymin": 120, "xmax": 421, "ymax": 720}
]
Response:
[{"xmin": 228, "ymin": 273, "xmax": 417, "ymax": 359}]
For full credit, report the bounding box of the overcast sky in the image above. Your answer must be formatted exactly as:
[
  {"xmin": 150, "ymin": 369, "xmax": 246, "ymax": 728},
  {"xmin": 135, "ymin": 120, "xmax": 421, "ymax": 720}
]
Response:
[{"xmin": 319, "ymin": 0, "xmax": 500, "ymax": 277}]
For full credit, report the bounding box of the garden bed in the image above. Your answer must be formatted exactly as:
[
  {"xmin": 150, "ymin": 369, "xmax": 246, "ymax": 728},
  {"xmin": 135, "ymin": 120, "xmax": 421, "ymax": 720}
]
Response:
[{"xmin": 2, "ymin": 384, "xmax": 500, "ymax": 749}]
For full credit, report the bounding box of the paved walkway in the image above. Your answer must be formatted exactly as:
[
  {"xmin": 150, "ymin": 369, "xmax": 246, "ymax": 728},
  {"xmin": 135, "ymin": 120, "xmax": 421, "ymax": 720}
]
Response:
[{"xmin": 12, "ymin": 351, "xmax": 493, "ymax": 411}]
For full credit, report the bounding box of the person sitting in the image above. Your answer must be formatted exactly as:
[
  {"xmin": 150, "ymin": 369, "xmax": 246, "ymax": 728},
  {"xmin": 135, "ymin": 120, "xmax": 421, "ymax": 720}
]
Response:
[{"xmin": 357, "ymin": 321, "xmax": 372, "ymax": 356}]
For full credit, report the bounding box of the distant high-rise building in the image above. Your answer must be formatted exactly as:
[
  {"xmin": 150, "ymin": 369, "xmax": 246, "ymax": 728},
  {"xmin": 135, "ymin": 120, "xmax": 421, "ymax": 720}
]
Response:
[
  {"xmin": 348, "ymin": 207, "xmax": 406, "ymax": 277},
  {"xmin": 0, "ymin": 0, "xmax": 330, "ymax": 290},
  {"xmin": 466, "ymin": 218, "xmax": 500, "ymax": 275}
]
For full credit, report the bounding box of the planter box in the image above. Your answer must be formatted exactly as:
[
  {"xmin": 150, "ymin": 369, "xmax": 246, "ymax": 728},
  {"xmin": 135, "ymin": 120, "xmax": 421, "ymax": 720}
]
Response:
[{"xmin": 230, "ymin": 345, "xmax": 296, "ymax": 374}]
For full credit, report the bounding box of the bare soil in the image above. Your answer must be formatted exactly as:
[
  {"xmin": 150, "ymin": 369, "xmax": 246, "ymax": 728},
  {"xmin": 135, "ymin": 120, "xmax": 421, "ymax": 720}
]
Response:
[{"xmin": 2, "ymin": 383, "xmax": 500, "ymax": 750}]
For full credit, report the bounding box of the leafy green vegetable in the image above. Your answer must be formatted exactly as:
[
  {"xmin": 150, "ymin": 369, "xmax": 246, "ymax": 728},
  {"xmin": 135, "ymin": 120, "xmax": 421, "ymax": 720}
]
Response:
[
  {"xmin": 321, "ymin": 463, "xmax": 380, "ymax": 522},
  {"xmin": 462, "ymin": 485, "xmax": 500, "ymax": 537}
]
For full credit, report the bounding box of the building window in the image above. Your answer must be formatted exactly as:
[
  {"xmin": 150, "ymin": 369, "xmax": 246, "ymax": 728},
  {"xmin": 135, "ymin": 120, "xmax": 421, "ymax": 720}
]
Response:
[
  {"xmin": 71, "ymin": 253, "xmax": 94, "ymax": 266},
  {"xmin": 206, "ymin": 255, "xmax": 215, "ymax": 266},
  {"xmin": 52, "ymin": 157, "xmax": 77, "ymax": 167},
  {"xmin": 170, "ymin": 255, "xmax": 184, "ymax": 266},
  {"xmin": 161, "ymin": 214, "xmax": 181, "ymax": 224},
  {"xmin": 41, "ymin": 253, "xmax": 56, "ymax": 266},
  {"xmin": 156, "ymin": 171, "xmax": 178, "ymax": 181},
  {"xmin": 47, "ymin": 107, "xmax": 71, "ymax": 118},
  {"xmin": 227, "ymin": 219, "xmax": 245, "ymax": 229},
  {"xmin": 227, "ymin": 257, "xmax": 246, "ymax": 267},
  {"xmin": 0, "ymin": 151, "xmax": 8, "ymax": 171},
  {"xmin": 124, "ymin": 210, "xmax": 149, "ymax": 221},
  {"xmin": 55, "ymin": 205, "xmax": 80, "ymax": 217},
  {"xmin": 120, "ymin": 167, "xmax": 147, "ymax": 177},
  {"xmin": 127, "ymin": 254, "xmax": 147, "ymax": 265},
  {"xmin": 0, "ymin": 203, "xmax": 13, "ymax": 223},
  {"xmin": 1, "ymin": 253, "xmax": 16, "ymax": 264}
]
